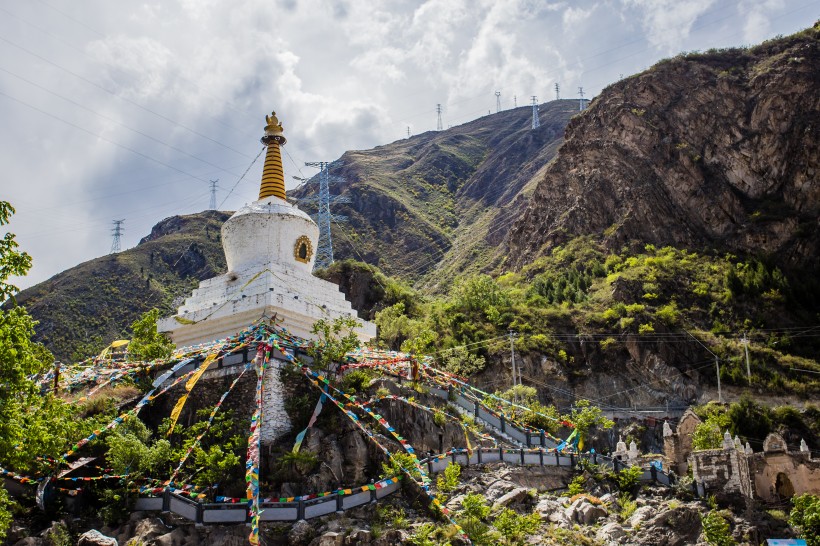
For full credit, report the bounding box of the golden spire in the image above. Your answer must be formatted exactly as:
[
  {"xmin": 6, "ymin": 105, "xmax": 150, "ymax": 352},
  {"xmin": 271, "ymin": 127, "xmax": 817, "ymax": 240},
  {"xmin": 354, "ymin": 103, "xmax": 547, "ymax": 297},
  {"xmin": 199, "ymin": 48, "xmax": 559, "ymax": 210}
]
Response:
[{"xmin": 258, "ymin": 111, "xmax": 287, "ymax": 201}]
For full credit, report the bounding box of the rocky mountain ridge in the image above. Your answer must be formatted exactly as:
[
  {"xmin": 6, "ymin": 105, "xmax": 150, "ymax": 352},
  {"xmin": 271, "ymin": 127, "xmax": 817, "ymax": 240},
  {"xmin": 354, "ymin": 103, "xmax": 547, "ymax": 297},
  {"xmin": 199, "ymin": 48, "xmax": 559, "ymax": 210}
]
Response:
[{"xmin": 506, "ymin": 27, "xmax": 820, "ymax": 271}]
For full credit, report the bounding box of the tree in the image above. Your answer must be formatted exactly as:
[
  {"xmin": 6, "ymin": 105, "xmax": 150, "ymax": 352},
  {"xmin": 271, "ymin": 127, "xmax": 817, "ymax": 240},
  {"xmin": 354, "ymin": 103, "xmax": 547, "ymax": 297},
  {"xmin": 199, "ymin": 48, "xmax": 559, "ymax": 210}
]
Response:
[
  {"xmin": 307, "ymin": 316, "xmax": 361, "ymax": 372},
  {"xmin": 565, "ymin": 399, "xmax": 614, "ymax": 438},
  {"xmin": 127, "ymin": 308, "xmax": 174, "ymax": 361},
  {"xmin": 442, "ymin": 345, "xmax": 486, "ymax": 376},
  {"xmin": 790, "ymin": 494, "xmax": 820, "ymax": 546},
  {"xmin": 0, "ymin": 201, "xmax": 52, "ymax": 537},
  {"xmin": 0, "ymin": 202, "xmax": 31, "ymax": 303}
]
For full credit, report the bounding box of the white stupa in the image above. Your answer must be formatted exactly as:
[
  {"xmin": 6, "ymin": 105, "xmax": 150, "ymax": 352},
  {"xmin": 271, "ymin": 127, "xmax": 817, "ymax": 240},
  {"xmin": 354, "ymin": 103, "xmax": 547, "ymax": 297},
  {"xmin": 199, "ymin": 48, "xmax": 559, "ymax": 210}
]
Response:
[{"xmin": 158, "ymin": 111, "xmax": 376, "ymax": 347}]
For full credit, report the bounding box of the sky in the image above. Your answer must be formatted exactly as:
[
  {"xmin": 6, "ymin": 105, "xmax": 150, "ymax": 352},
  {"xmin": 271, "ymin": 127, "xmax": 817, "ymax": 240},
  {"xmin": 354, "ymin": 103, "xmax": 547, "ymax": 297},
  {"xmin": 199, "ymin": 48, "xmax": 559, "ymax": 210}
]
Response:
[{"xmin": 1, "ymin": 0, "xmax": 816, "ymax": 290}]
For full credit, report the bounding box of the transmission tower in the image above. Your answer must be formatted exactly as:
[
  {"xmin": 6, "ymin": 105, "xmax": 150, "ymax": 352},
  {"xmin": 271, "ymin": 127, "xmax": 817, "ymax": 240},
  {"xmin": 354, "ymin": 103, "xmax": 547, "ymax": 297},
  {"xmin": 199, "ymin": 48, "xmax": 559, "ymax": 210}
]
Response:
[
  {"xmin": 578, "ymin": 87, "xmax": 585, "ymax": 110},
  {"xmin": 110, "ymin": 219, "xmax": 125, "ymax": 254},
  {"xmin": 495, "ymin": 91, "xmax": 501, "ymax": 113},
  {"xmin": 436, "ymin": 104, "xmax": 443, "ymax": 131},
  {"xmin": 514, "ymin": 95, "xmax": 517, "ymax": 108},
  {"xmin": 303, "ymin": 162, "xmax": 350, "ymax": 270},
  {"xmin": 555, "ymin": 82, "xmax": 560, "ymax": 100},
  {"xmin": 209, "ymin": 179, "xmax": 218, "ymax": 210},
  {"xmin": 531, "ymin": 96, "xmax": 540, "ymax": 129},
  {"xmin": 407, "ymin": 126, "xmax": 410, "ymax": 138}
]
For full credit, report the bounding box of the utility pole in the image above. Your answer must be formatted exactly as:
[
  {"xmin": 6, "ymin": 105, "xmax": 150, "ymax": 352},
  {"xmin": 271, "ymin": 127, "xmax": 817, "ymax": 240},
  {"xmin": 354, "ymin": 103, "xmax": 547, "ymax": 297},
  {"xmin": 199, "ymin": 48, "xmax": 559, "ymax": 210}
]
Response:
[
  {"xmin": 578, "ymin": 87, "xmax": 585, "ymax": 110},
  {"xmin": 110, "ymin": 219, "xmax": 124, "ymax": 254},
  {"xmin": 495, "ymin": 91, "xmax": 501, "ymax": 113},
  {"xmin": 513, "ymin": 95, "xmax": 517, "ymax": 108},
  {"xmin": 209, "ymin": 179, "xmax": 218, "ymax": 210},
  {"xmin": 508, "ymin": 330, "xmax": 519, "ymax": 399},
  {"xmin": 716, "ymin": 355, "xmax": 722, "ymax": 403},
  {"xmin": 531, "ymin": 96, "xmax": 540, "ymax": 129},
  {"xmin": 742, "ymin": 333, "xmax": 751, "ymax": 384},
  {"xmin": 436, "ymin": 104, "xmax": 443, "ymax": 131},
  {"xmin": 555, "ymin": 82, "xmax": 560, "ymax": 100}
]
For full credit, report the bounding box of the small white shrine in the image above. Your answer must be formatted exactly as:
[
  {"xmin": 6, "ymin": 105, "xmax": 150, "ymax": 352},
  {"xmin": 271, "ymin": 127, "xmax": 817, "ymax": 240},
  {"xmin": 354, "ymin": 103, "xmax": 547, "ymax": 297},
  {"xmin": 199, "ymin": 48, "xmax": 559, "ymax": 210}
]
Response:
[{"xmin": 158, "ymin": 112, "xmax": 376, "ymax": 348}]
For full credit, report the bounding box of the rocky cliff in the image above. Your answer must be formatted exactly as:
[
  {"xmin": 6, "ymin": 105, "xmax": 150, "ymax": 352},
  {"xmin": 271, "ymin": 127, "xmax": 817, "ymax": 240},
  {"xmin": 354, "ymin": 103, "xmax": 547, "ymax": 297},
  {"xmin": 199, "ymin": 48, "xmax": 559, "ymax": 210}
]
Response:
[{"xmin": 506, "ymin": 27, "xmax": 819, "ymax": 271}]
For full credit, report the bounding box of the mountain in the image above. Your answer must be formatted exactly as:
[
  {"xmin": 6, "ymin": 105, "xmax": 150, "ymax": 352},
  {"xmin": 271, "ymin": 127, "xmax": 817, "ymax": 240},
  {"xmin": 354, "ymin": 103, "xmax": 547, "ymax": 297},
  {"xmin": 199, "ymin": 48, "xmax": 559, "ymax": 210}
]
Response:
[
  {"xmin": 506, "ymin": 26, "xmax": 820, "ymax": 272},
  {"xmin": 291, "ymin": 100, "xmax": 576, "ymax": 290},
  {"xmin": 11, "ymin": 211, "xmax": 230, "ymax": 361}
]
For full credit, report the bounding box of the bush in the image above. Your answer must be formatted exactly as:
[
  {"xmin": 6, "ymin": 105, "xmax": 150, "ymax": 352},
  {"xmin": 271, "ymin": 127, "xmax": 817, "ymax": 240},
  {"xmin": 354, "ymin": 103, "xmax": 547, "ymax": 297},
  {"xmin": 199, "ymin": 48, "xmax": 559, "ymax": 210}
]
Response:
[
  {"xmin": 790, "ymin": 494, "xmax": 820, "ymax": 546},
  {"xmin": 493, "ymin": 508, "xmax": 540, "ymax": 545},
  {"xmin": 616, "ymin": 465, "xmax": 643, "ymax": 495},
  {"xmin": 568, "ymin": 475, "xmax": 585, "ymax": 496},
  {"xmin": 437, "ymin": 462, "xmax": 461, "ymax": 494},
  {"xmin": 617, "ymin": 493, "xmax": 637, "ymax": 521},
  {"xmin": 701, "ymin": 510, "xmax": 736, "ymax": 546}
]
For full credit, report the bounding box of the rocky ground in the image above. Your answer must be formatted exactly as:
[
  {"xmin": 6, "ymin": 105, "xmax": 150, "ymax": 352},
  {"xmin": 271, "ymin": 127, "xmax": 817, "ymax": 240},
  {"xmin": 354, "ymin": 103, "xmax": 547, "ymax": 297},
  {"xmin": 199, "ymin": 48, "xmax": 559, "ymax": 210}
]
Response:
[{"xmin": 5, "ymin": 461, "xmax": 801, "ymax": 546}]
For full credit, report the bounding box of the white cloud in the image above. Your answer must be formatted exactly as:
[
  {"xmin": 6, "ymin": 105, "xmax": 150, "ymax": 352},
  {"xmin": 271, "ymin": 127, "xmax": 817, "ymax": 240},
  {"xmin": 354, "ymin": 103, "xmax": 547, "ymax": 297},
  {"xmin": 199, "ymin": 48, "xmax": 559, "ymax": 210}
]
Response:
[
  {"xmin": 0, "ymin": 0, "xmax": 809, "ymax": 289},
  {"xmin": 624, "ymin": 0, "xmax": 717, "ymax": 52}
]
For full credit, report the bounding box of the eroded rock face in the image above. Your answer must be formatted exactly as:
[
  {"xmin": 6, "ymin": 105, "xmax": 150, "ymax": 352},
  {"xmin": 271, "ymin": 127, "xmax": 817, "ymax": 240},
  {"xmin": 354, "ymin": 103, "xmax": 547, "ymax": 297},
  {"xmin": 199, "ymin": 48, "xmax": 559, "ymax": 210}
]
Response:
[{"xmin": 508, "ymin": 29, "xmax": 820, "ymax": 270}]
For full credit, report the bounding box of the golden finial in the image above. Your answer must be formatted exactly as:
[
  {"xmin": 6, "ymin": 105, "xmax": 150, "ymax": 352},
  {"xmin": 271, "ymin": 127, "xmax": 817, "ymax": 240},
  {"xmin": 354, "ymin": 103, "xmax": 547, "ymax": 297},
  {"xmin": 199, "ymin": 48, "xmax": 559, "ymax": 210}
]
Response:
[{"xmin": 264, "ymin": 111, "xmax": 284, "ymax": 137}]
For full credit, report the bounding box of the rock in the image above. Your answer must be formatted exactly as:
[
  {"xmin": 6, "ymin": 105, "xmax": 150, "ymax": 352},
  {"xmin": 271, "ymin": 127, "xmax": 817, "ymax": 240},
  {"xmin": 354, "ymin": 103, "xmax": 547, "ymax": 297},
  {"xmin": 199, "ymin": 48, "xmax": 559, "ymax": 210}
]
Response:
[
  {"xmin": 314, "ymin": 531, "xmax": 344, "ymax": 546},
  {"xmin": 13, "ymin": 539, "xmax": 44, "ymax": 546},
  {"xmin": 483, "ymin": 480, "xmax": 519, "ymax": 503},
  {"xmin": 41, "ymin": 522, "xmax": 70, "ymax": 545},
  {"xmin": 345, "ymin": 529, "xmax": 372, "ymax": 544},
  {"xmin": 599, "ymin": 493, "xmax": 616, "ymax": 505},
  {"xmin": 492, "ymin": 487, "xmax": 529, "ymax": 508},
  {"xmin": 126, "ymin": 518, "xmax": 167, "ymax": 544},
  {"xmin": 445, "ymin": 494, "xmax": 466, "ymax": 512},
  {"xmin": 78, "ymin": 530, "xmax": 118, "ymax": 546},
  {"xmin": 565, "ymin": 498, "xmax": 608, "ymax": 525},
  {"xmin": 626, "ymin": 505, "xmax": 656, "ymax": 528},
  {"xmin": 372, "ymin": 529, "xmax": 407, "ymax": 546},
  {"xmin": 536, "ymin": 498, "xmax": 571, "ymax": 528},
  {"xmin": 153, "ymin": 528, "xmax": 187, "ymax": 546},
  {"xmin": 289, "ymin": 520, "xmax": 316, "ymax": 546},
  {"xmin": 596, "ymin": 522, "xmax": 626, "ymax": 542}
]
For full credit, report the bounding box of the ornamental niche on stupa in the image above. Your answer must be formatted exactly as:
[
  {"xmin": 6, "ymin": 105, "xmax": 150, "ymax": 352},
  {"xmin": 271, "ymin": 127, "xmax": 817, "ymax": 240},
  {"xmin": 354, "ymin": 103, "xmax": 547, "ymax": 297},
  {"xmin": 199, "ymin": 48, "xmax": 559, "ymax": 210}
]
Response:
[{"xmin": 158, "ymin": 111, "xmax": 376, "ymax": 347}]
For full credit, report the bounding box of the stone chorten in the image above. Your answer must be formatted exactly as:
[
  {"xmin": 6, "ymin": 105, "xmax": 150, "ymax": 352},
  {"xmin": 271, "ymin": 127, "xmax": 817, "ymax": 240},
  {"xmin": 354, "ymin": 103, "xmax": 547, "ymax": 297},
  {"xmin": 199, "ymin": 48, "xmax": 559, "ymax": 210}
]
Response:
[{"xmin": 158, "ymin": 112, "xmax": 377, "ymax": 347}]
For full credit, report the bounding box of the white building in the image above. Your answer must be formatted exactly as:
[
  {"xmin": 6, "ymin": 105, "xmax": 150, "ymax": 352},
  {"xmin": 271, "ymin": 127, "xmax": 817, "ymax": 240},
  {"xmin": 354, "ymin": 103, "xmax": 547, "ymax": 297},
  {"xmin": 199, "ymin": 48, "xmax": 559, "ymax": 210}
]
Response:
[{"xmin": 158, "ymin": 111, "xmax": 376, "ymax": 348}]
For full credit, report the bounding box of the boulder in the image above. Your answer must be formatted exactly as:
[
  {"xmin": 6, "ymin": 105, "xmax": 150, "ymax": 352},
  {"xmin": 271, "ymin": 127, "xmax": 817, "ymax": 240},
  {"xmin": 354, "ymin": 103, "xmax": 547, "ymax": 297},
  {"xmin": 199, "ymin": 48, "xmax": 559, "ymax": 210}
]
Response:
[
  {"xmin": 153, "ymin": 528, "xmax": 187, "ymax": 546},
  {"xmin": 483, "ymin": 480, "xmax": 519, "ymax": 504},
  {"xmin": 535, "ymin": 498, "xmax": 571, "ymax": 528},
  {"xmin": 345, "ymin": 529, "xmax": 372, "ymax": 544},
  {"xmin": 78, "ymin": 530, "xmax": 118, "ymax": 546},
  {"xmin": 13, "ymin": 539, "xmax": 44, "ymax": 546},
  {"xmin": 372, "ymin": 529, "xmax": 407, "ymax": 546},
  {"xmin": 626, "ymin": 505, "xmax": 656, "ymax": 528},
  {"xmin": 565, "ymin": 498, "xmax": 608, "ymax": 525},
  {"xmin": 289, "ymin": 520, "xmax": 316, "ymax": 546},
  {"xmin": 492, "ymin": 487, "xmax": 529, "ymax": 508},
  {"xmin": 596, "ymin": 522, "xmax": 626, "ymax": 542},
  {"xmin": 315, "ymin": 532, "xmax": 344, "ymax": 546}
]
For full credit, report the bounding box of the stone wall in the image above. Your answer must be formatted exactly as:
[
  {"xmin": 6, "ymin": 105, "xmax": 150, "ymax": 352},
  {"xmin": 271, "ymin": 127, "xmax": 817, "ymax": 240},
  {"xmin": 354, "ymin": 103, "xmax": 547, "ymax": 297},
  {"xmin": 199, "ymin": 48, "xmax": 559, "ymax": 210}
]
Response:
[
  {"xmin": 689, "ymin": 447, "xmax": 752, "ymax": 502},
  {"xmin": 749, "ymin": 452, "xmax": 820, "ymax": 502}
]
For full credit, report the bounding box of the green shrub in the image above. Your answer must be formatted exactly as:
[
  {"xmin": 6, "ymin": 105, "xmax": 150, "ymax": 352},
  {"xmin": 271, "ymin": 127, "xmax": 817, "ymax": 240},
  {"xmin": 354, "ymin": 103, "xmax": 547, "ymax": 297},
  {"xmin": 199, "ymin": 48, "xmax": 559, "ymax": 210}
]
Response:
[
  {"xmin": 790, "ymin": 494, "xmax": 820, "ymax": 546},
  {"xmin": 493, "ymin": 508, "xmax": 540, "ymax": 545},
  {"xmin": 568, "ymin": 475, "xmax": 585, "ymax": 496},
  {"xmin": 437, "ymin": 462, "xmax": 461, "ymax": 494},
  {"xmin": 617, "ymin": 493, "xmax": 637, "ymax": 520},
  {"xmin": 701, "ymin": 510, "xmax": 736, "ymax": 546},
  {"xmin": 616, "ymin": 465, "xmax": 643, "ymax": 494}
]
